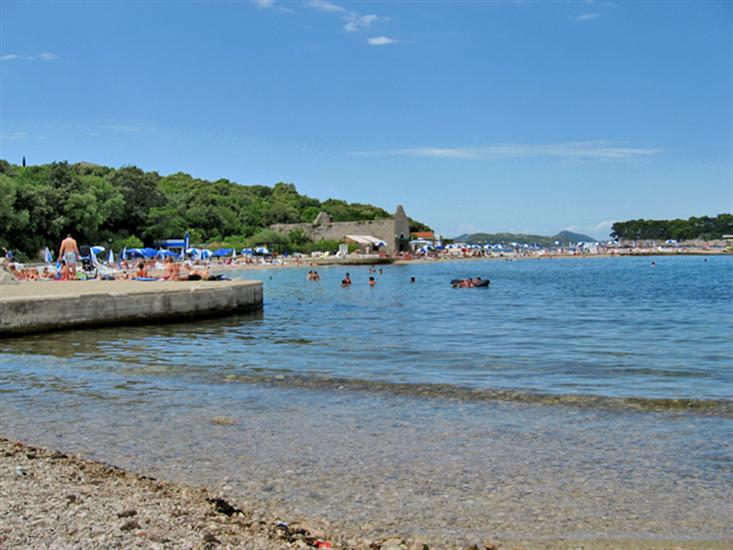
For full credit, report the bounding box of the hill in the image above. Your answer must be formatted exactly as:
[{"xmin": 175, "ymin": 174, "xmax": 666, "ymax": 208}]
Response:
[
  {"xmin": 611, "ymin": 215, "xmax": 732, "ymax": 240},
  {"xmin": 0, "ymin": 160, "xmax": 431, "ymax": 259},
  {"xmin": 452, "ymin": 230, "xmax": 597, "ymax": 246}
]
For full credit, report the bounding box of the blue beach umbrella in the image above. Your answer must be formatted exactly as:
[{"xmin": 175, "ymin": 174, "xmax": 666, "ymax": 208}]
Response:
[
  {"xmin": 127, "ymin": 248, "xmax": 157, "ymax": 259},
  {"xmin": 241, "ymin": 248, "xmax": 254, "ymax": 255},
  {"xmin": 157, "ymin": 249, "xmax": 179, "ymax": 259},
  {"xmin": 107, "ymin": 249, "xmax": 114, "ymax": 264},
  {"xmin": 121, "ymin": 246, "xmax": 128, "ymax": 260},
  {"xmin": 43, "ymin": 247, "xmax": 53, "ymax": 263}
]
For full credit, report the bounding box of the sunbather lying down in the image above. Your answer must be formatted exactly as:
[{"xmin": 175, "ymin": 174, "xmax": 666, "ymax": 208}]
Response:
[{"xmin": 131, "ymin": 261, "xmax": 227, "ymax": 281}]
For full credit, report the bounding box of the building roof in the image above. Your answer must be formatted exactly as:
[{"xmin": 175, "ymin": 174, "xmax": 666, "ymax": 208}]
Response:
[
  {"xmin": 412, "ymin": 231, "xmax": 435, "ymax": 239},
  {"xmin": 344, "ymin": 235, "xmax": 386, "ymax": 245}
]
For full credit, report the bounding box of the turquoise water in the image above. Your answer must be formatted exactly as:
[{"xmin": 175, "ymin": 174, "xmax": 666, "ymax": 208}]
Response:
[{"xmin": 1, "ymin": 255, "xmax": 731, "ymax": 543}]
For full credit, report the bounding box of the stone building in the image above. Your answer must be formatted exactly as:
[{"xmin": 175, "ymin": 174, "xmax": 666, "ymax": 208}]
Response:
[{"xmin": 271, "ymin": 205, "xmax": 411, "ymax": 254}]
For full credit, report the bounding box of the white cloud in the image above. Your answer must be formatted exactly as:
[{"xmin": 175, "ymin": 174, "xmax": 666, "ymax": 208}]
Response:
[
  {"xmin": 308, "ymin": 0, "xmax": 346, "ymax": 13},
  {"xmin": 0, "ymin": 132, "xmax": 28, "ymax": 141},
  {"xmin": 253, "ymin": 0, "xmax": 274, "ymax": 6},
  {"xmin": 576, "ymin": 13, "xmax": 601, "ymax": 21},
  {"xmin": 367, "ymin": 36, "xmax": 398, "ymax": 46},
  {"xmin": 594, "ymin": 220, "xmax": 615, "ymax": 232},
  {"xmin": 1, "ymin": 52, "xmax": 59, "ymax": 61},
  {"xmin": 345, "ymin": 14, "xmax": 378, "ymax": 32},
  {"xmin": 98, "ymin": 124, "xmax": 143, "ymax": 133},
  {"xmin": 352, "ymin": 141, "xmax": 662, "ymax": 159}
]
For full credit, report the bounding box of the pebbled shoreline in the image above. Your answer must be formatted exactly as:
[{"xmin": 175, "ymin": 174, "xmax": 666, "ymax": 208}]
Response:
[
  {"xmin": 1, "ymin": 436, "xmax": 730, "ymax": 550},
  {"xmin": 0, "ymin": 437, "xmax": 464, "ymax": 550}
]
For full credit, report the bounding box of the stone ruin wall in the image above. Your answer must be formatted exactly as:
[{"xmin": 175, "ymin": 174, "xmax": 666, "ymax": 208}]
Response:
[{"xmin": 271, "ymin": 219, "xmax": 398, "ymax": 252}]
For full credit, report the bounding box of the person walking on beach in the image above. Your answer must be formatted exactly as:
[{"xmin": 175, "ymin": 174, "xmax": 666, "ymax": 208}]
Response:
[{"xmin": 58, "ymin": 234, "xmax": 80, "ymax": 278}]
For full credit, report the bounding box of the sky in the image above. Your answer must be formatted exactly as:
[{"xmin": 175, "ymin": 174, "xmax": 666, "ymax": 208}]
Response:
[{"xmin": 0, "ymin": 0, "xmax": 731, "ymax": 239}]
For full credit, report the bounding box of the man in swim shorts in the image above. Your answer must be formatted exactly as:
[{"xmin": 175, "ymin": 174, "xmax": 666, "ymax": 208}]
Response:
[{"xmin": 58, "ymin": 234, "xmax": 80, "ymax": 278}]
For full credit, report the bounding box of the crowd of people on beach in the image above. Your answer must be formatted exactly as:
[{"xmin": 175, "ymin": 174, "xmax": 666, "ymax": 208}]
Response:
[{"xmin": 1, "ymin": 234, "xmax": 492, "ymax": 288}]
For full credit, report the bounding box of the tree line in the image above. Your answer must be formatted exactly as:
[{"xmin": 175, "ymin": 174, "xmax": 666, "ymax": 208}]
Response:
[
  {"xmin": 0, "ymin": 160, "xmax": 430, "ymax": 259},
  {"xmin": 611, "ymin": 215, "xmax": 732, "ymax": 241}
]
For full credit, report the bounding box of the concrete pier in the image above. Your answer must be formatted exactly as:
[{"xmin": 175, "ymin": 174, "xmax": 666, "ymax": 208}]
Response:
[{"xmin": 0, "ymin": 280, "xmax": 263, "ymax": 337}]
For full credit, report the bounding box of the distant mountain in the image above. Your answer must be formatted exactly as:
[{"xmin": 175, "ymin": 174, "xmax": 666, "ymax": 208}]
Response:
[
  {"xmin": 451, "ymin": 230, "xmax": 597, "ymax": 246},
  {"xmin": 554, "ymin": 230, "xmax": 597, "ymax": 243}
]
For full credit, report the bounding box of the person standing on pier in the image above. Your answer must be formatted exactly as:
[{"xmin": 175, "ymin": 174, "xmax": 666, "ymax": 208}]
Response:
[{"xmin": 58, "ymin": 234, "xmax": 80, "ymax": 279}]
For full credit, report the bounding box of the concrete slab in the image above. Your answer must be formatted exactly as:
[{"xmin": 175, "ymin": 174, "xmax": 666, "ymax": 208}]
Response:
[{"xmin": 0, "ymin": 280, "xmax": 263, "ymax": 337}]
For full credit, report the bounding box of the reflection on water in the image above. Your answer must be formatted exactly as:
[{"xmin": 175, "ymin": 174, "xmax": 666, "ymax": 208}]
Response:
[{"xmin": 1, "ymin": 256, "xmax": 732, "ymax": 544}]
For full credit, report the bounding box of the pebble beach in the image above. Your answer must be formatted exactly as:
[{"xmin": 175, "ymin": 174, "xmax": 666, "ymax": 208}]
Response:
[{"xmin": 3, "ymin": 436, "xmax": 731, "ymax": 550}]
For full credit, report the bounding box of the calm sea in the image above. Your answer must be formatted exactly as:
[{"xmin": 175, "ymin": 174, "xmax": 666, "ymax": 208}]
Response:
[{"xmin": 1, "ymin": 255, "xmax": 731, "ymax": 544}]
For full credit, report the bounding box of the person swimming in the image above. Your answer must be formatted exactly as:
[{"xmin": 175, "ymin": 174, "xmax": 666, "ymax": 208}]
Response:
[
  {"xmin": 341, "ymin": 273, "xmax": 352, "ymax": 287},
  {"xmin": 368, "ymin": 276, "xmax": 376, "ymax": 286}
]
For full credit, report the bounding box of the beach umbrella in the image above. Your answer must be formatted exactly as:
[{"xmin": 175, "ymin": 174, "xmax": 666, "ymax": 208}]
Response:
[
  {"xmin": 211, "ymin": 248, "xmax": 233, "ymax": 257},
  {"xmin": 255, "ymin": 246, "xmax": 269, "ymax": 255},
  {"xmin": 374, "ymin": 240, "xmax": 387, "ymax": 248},
  {"xmin": 241, "ymin": 248, "xmax": 254, "ymax": 255},
  {"xmin": 231, "ymin": 248, "xmax": 237, "ymax": 259},
  {"xmin": 107, "ymin": 249, "xmax": 114, "ymax": 264},
  {"xmin": 121, "ymin": 246, "xmax": 128, "ymax": 260},
  {"xmin": 91, "ymin": 245, "xmax": 105, "ymax": 255},
  {"xmin": 43, "ymin": 247, "xmax": 53, "ymax": 263},
  {"xmin": 200, "ymin": 249, "xmax": 212, "ymax": 260},
  {"xmin": 127, "ymin": 248, "xmax": 157, "ymax": 259},
  {"xmin": 156, "ymin": 249, "xmax": 179, "ymax": 259}
]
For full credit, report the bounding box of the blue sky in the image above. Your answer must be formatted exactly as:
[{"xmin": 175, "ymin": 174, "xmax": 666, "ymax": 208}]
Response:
[{"xmin": 1, "ymin": 0, "xmax": 730, "ymax": 239}]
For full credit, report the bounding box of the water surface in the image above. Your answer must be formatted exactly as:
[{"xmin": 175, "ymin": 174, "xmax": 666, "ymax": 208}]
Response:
[{"xmin": 1, "ymin": 255, "xmax": 731, "ymax": 544}]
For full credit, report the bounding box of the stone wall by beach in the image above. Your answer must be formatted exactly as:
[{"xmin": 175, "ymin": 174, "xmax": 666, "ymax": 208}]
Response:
[{"xmin": 272, "ymin": 205, "xmax": 411, "ymax": 254}]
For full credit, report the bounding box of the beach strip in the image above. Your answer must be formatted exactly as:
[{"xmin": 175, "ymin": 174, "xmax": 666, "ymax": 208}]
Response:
[{"xmin": 2, "ymin": 437, "xmax": 730, "ymax": 550}]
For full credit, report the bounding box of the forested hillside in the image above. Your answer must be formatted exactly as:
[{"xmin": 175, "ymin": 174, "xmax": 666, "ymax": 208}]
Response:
[
  {"xmin": 611, "ymin": 215, "xmax": 732, "ymax": 241},
  {"xmin": 0, "ymin": 160, "xmax": 429, "ymax": 258},
  {"xmin": 452, "ymin": 231, "xmax": 596, "ymax": 246}
]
